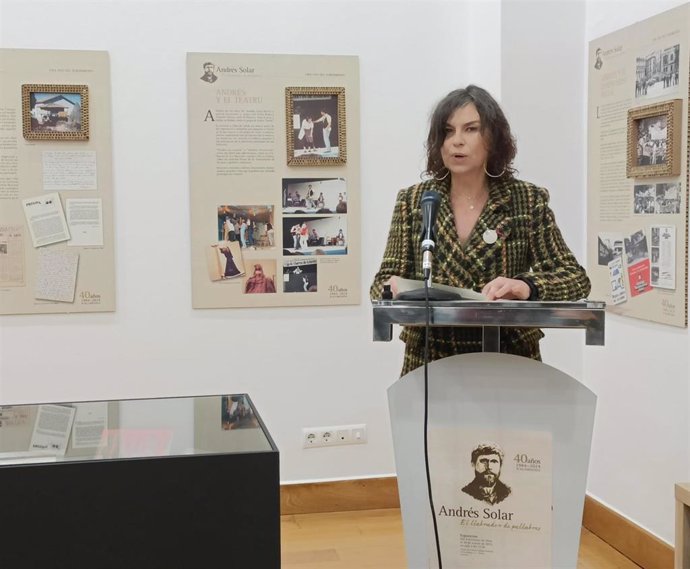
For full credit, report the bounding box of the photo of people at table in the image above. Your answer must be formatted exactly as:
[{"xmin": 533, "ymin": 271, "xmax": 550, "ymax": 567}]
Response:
[
  {"xmin": 217, "ymin": 204, "xmax": 275, "ymax": 249},
  {"xmin": 283, "ymin": 259, "xmax": 317, "ymax": 293},
  {"xmin": 282, "ymin": 177, "xmax": 347, "ymax": 214},
  {"xmin": 282, "ymin": 215, "xmax": 347, "ymax": 256}
]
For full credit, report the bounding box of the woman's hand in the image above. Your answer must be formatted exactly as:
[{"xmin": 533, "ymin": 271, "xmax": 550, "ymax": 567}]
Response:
[
  {"xmin": 481, "ymin": 277, "xmax": 530, "ymax": 301},
  {"xmin": 386, "ymin": 277, "xmax": 400, "ymax": 297}
]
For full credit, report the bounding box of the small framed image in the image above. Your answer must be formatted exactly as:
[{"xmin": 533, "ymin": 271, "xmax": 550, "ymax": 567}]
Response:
[
  {"xmin": 22, "ymin": 84, "xmax": 89, "ymax": 141},
  {"xmin": 626, "ymin": 99, "xmax": 681, "ymax": 178},
  {"xmin": 286, "ymin": 86, "xmax": 346, "ymax": 166}
]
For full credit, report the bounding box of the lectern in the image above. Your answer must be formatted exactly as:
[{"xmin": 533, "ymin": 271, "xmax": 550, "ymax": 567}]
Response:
[{"xmin": 373, "ymin": 299, "xmax": 605, "ymax": 568}]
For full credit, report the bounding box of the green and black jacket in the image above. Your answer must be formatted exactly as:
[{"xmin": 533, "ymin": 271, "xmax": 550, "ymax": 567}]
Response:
[{"xmin": 370, "ymin": 176, "xmax": 591, "ymax": 376}]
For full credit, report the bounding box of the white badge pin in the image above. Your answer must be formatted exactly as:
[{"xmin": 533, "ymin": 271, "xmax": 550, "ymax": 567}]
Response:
[{"xmin": 483, "ymin": 229, "xmax": 498, "ymax": 244}]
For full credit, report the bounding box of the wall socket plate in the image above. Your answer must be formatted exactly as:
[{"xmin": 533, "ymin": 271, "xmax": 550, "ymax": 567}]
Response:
[{"xmin": 302, "ymin": 423, "xmax": 367, "ymax": 449}]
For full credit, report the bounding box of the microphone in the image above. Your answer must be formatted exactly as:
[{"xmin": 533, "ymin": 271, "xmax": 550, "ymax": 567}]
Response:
[{"xmin": 420, "ymin": 191, "xmax": 441, "ymax": 282}]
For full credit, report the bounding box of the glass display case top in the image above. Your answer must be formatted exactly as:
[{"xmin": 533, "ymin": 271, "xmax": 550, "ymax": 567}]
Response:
[{"xmin": 0, "ymin": 394, "xmax": 275, "ymax": 467}]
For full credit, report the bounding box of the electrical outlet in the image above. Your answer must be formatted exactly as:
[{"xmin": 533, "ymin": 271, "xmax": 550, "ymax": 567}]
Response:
[{"xmin": 302, "ymin": 424, "xmax": 367, "ymax": 449}]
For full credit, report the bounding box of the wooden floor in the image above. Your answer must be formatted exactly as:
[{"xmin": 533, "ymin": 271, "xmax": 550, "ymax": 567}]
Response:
[{"xmin": 281, "ymin": 508, "xmax": 641, "ymax": 568}]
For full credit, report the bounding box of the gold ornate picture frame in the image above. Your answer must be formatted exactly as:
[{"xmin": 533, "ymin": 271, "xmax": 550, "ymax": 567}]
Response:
[
  {"xmin": 22, "ymin": 84, "xmax": 89, "ymax": 141},
  {"xmin": 627, "ymin": 99, "xmax": 681, "ymax": 178},
  {"xmin": 285, "ymin": 87, "xmax": 346, "ymax": 166}
]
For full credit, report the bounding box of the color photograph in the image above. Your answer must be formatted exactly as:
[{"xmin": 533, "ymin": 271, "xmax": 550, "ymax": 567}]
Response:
[
  {"xmin": 282, "ymin": 215, "xmax": 347, "ymax": 256},
  {"xmin": 282, "ymin": 177, "xmax": 347, "ymax": 214},
  {"xmin": 22, "ymin": 84, "xmax": 89, "ymax": 140},
  {"xmin": 206, "ymin": 241, "xmax": 245, "ymax": 282},
  {"xmin": 217, "ymin": 205, "xmax": 275, "ymax": 250},
  {"xmin": 242, "ymin": 259, "xmax": 277, "ymax": 294},
  {"xmin": 286, "ymin": 86, "xmax": 346, "ymax": 166}
]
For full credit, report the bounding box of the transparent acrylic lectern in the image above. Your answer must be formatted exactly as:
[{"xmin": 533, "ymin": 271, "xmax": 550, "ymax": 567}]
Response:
[{"xmin": 373, "ymin": 299, "xmax": 605, "ymax": 569}]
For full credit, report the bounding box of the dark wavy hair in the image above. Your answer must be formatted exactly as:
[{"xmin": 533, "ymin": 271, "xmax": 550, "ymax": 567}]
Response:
[
  {"xmin": 425, "ymin": 85, "xmax": 516, "ymax": 180},
  {"xmin": 470, "ymin": 443, "xmax": 505, "ymax": 465}
]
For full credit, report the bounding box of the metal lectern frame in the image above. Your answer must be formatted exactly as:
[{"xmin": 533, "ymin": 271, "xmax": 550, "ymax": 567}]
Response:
[{"xmin": 372, "ymin": 299, "xmax": 606, "ymax": 351}]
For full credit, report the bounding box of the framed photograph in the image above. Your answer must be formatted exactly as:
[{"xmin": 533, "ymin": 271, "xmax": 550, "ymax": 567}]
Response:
[
  {"xmin": 626, "ymin": 99, "xmax": 681, "ymax": 178},
  {"xmin": 22, "ymin": 84, "xmax": 89, "ymax": 141},
  {"xmin": 285, "ymin": 86, "xmax": 346, "ymax": 166}
]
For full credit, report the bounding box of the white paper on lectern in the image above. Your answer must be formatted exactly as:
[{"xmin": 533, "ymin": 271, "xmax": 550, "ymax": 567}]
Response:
[
  {"xmin": 29, "ymin": 405, "xmax": 76, "ymax": 456},
  {"xmin": 428, "ymin": 427, "xmax": 552, "ymax": 567}
]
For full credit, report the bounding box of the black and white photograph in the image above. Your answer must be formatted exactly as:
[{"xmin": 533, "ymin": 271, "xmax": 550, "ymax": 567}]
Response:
[
  {"xmin": 651, "ymin": 265, "xmax": 660, "ymax": 285},
  {"xmin": 627, "ymin": 99, "xmax": 681, "ymax": 179},
  {"xmin": 282, "ymin": 177, "xmax": 347, "ymax": 214},
  {"xmin": 597, "ymin": 232, "xmax": 623, "ymax": 266},
  {"xmin": 282, "ymin": 215, "xmax": 347, "ymax": 256},
  {"xmin": 624, "ymin": 229, "xmax": 649, "ymax": 265},
  {"xmin": 217, "ymin": 205, "xmax": 275, "ymax": 250},
  {"xmin": 651, "ymin": 226, "xmax": 660, "ymax": 247},
  {"xmin": 460, "ymin": 442, "xmax": 512, "ymax": 505},
  {"xmin": 635, "ymin": 44, "xmax": 679, "ymax": 98},
  {"xmin": 651, "ymin": 247, "xmax": 660, "ymax": 264},
  {"xmin": 22, "ymin": 84, "xmax": 89, "ymax": 141},
  {"xmin": 633, "ymin": 184, "xmax": 656, "ymax": 213},
  {"xmin": 635, "ymin": 116, "xmax": 667, "ymax": 166},
  {"xmin": 655, "ymin": 182, "xmax": 681, "ymax": 213},
  {"xmin": 633, "ymin": 182, "xmax": 681, "ymax": 214},
  {"xmin": 285, "ymin": 86, "xmax": 346, "ymax": 166},
  {"xmin": 283, "ymin": 258, "xmax": 317, "ymax": 293}
]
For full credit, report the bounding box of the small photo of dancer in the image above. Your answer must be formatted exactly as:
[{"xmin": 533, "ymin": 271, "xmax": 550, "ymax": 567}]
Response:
[
  {"xmin": 206, "ymin": 240, "xmax": 245, "ymax": 282},
  {"xmin": 283, "ymin": 258, "xmax": 317, "ymax": 293}
]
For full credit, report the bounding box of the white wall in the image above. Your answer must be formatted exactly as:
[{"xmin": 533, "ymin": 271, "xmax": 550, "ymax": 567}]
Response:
[
  {"xmin": 582, "ymin": 0, "xmax": 690, "ymax": 544},
  {"xmin": 4, "ymin": 0, "xmax": 683, "ymax": 546},
  {"xmin": 0, "ymin": 0, "xmax": 485, "ymax": 484},
  {"xmin": 499, "ymin": 0, "xmax": 690, "ymax": 544},
  {"xmin": 501, "ymin": 0, "xmax": 589, "ymax": 381}
]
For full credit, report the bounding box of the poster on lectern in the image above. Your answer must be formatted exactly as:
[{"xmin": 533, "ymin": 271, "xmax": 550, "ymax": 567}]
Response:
[
  {"xmin": 429, "ymin": 428, "xmax": 552, "ymax": 567},
  {"xmin": 186, "ymin": 53, "xmax": 360, "ymax": 308}
]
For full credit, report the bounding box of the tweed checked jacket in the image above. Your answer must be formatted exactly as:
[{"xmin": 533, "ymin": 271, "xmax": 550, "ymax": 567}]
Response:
[{"xmin": 370, "ymin": 176, "xmax": 591, "ymax": 377}]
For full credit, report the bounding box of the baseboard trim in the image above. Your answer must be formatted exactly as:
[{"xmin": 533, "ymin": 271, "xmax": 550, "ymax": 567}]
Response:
[
  {"xmin": 281, "ymin": 476, "xmax": 400, "ymax": 516},
  {"xmin": 583, "ymin": 494, "xmax": 673, "ymax": 569}
]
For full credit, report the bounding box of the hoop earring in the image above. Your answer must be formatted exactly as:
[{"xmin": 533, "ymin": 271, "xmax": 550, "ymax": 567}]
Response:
[
  {"xmin": 432, "ymin": 168, "xmax": 449, "ymax": 181},
  {"xmin": 484, "ymin": 164, "xmax": 506, "ymax": 178}
]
